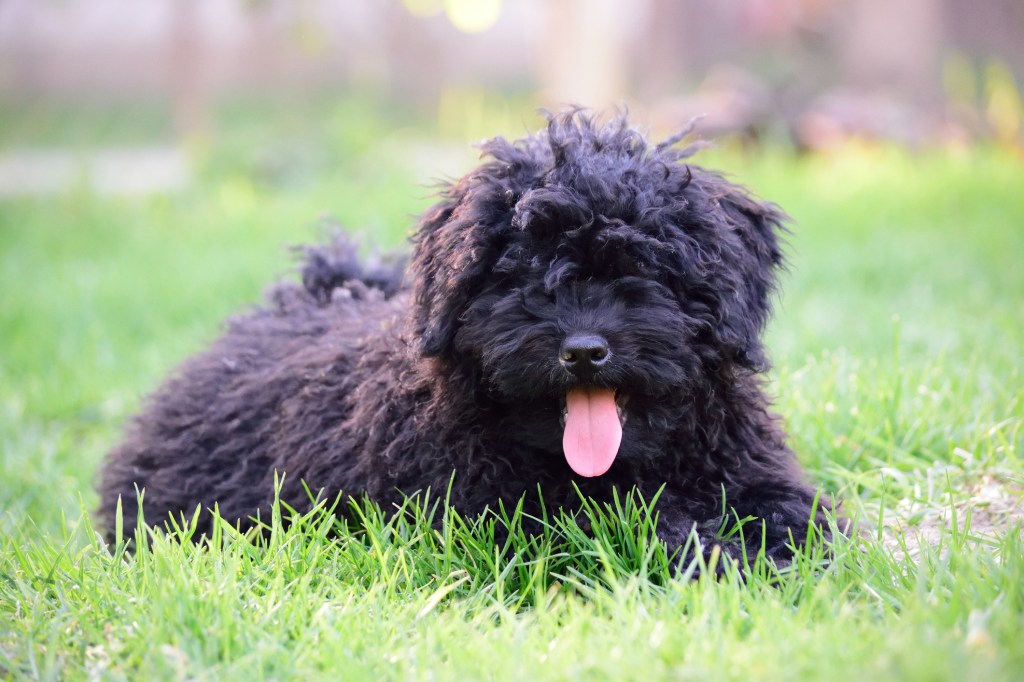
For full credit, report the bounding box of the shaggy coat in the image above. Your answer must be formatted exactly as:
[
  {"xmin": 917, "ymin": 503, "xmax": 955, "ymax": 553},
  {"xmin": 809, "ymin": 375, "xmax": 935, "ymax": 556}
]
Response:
[{"xmin": 98, "ymin": 112, "xmax": 828, "ymax": 564}]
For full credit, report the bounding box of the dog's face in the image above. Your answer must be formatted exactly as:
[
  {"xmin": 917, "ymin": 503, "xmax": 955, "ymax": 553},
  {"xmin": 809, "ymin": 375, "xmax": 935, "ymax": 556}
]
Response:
[{"xmin": 410, "ymin": 113, "xmax": 786, "ymax": 476}]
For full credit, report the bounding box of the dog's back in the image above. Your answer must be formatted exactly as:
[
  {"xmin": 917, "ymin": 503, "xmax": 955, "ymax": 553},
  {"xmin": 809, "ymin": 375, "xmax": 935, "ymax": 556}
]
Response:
[
  {"xmin": 298, "ymin": 235, "xmax": 406, "ymax": 303},
  {"xmin": 97, "ymin": 235, "xmax": 409, "ymax": 542}
]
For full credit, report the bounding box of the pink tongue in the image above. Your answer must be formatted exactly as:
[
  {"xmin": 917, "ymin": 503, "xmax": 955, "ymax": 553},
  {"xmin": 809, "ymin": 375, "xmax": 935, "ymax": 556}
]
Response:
[{"xmin": 562, "ymin": 387, "xmax": 622, "ymax": 477}]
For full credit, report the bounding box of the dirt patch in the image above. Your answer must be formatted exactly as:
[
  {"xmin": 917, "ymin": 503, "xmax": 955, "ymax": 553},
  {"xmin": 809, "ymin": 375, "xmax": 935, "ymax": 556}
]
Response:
[{"xmin": 875, "ymin": 471, "xmax": 1024, "ymax": 560}]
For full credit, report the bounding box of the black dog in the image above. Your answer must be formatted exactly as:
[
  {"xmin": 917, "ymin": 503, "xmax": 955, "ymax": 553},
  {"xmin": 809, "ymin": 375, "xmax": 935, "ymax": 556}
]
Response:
[{"xmin": 98, "ymin": 111, "xmax": 830, "ymax": 565}]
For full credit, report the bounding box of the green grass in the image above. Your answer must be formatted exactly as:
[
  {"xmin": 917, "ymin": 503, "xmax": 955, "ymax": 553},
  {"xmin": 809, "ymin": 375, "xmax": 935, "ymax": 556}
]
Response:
[{"xmin": 1, "ymin": 100, "xmax": 1023, "ymax": 680}]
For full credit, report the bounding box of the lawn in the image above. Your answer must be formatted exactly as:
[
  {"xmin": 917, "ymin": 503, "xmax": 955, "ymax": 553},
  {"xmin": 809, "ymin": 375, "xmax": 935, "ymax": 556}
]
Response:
[{"xmin": 1, "ymin": 99, "xmax": 1022, "ymax": 680}]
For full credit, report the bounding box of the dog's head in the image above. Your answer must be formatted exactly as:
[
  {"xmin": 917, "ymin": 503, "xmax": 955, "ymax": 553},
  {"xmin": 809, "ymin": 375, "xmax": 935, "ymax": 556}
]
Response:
[{"xmin": 409, "ymin": 111, "xmax": 786, "ymax": 476}]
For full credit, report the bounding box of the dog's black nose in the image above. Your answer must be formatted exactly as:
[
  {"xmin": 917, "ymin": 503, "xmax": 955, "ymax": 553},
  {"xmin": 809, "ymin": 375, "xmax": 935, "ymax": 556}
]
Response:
[{"xmin": 560, "ymin": 333, "xmax": 611, "ymax": 377}]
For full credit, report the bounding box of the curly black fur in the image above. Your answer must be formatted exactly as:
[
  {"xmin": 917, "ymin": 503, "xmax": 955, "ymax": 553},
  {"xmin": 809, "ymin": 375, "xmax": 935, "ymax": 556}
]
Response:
[{"xmin": 98, "ymin": 111, "xmax": 830, "ymax": 566}]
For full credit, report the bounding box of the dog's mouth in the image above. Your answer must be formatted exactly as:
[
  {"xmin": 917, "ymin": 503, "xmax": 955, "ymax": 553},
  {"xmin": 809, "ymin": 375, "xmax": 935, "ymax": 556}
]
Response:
[{"xmin": 559, "ymin": 388, "xmax": 628, "ymax": 477}]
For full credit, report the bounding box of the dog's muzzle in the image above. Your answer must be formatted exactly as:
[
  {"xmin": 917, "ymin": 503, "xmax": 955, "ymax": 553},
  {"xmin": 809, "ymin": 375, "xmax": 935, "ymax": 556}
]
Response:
[{"xmin": 556, "ymin": 333, "xmax": 626, "ymax": 477}]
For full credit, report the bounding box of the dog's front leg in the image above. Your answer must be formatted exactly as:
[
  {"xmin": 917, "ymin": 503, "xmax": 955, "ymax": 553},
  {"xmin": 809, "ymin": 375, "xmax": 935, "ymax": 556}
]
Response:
[
  {"xmin": 655, "ymin": 506, "xmax": 743, "ymax": 577},
  {"xmin": 723, "ymin": 483, "xmax": 833, "ymax": 568}
]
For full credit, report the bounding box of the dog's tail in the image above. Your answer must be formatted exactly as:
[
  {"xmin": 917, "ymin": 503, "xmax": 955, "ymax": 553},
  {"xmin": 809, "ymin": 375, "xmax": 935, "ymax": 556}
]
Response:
[{"xmin": 299, "ymin": 233, "xmax": 406, "ymax": 303}]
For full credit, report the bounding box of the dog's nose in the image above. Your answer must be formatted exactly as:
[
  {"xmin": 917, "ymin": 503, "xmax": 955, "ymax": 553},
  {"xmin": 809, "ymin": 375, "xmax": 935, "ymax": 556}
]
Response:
[{"xmin": 560, "ymin": 333, "xmax": 611, "ymax": 377}]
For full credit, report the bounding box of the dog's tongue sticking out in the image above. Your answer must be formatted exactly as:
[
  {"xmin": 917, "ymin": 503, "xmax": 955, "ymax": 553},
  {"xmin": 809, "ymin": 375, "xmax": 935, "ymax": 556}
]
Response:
[{"xmin": 563, "ymin": 387, "xmax": 622, "ymax": 477}]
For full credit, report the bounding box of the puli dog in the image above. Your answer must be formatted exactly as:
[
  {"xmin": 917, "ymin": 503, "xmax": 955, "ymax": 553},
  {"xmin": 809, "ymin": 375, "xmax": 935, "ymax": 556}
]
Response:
[{"xmin": 98, "ymin": 111, "xmax": 831, "ymax": 567}]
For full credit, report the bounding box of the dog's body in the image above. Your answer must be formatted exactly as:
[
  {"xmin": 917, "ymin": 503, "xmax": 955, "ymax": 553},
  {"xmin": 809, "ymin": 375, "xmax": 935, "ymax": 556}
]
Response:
[{"xmin": 99, "ymin": 113, "xmax": 828, "ymax": 564}]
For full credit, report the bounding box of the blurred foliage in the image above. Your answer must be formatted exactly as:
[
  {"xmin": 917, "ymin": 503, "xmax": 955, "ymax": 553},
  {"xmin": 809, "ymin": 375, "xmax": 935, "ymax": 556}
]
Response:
[{"xmin": 944, "ymin": 54, "xmax": 1024, "ymax": 148}]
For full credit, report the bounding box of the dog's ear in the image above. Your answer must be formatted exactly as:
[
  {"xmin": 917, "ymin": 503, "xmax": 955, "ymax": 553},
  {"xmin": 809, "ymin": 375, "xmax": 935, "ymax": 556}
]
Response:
[
  {"xmin": 686, "ymin": 178, "xmax": 788, "ymax": 373},
  {"xmin": 409, "ymin": 177, "xmax": 506, "ymax": 357}
]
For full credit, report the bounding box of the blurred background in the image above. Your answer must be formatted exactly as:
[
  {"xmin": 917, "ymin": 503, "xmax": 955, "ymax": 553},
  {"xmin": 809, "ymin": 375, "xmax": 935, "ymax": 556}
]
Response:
[
  {"xmin": 1, "ymin": 0, "xmax": 1022, "ymax": 537},
  {"xmin": 1, "ymin": 0, "xmax": 1022, "ymax": 197}
]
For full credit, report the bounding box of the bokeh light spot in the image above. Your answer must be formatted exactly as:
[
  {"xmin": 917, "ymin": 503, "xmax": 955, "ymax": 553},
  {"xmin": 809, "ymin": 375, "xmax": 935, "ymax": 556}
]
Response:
[{"xmin": 444, "ymin": 0, "xmax": 502, "ymax": 34}]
